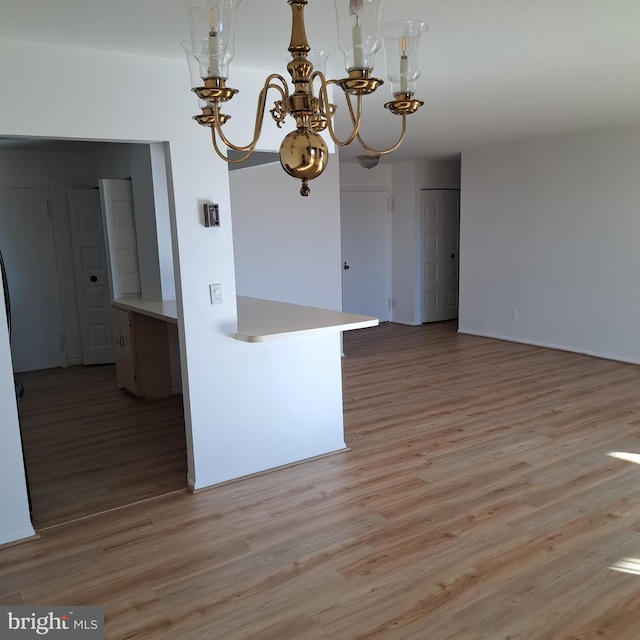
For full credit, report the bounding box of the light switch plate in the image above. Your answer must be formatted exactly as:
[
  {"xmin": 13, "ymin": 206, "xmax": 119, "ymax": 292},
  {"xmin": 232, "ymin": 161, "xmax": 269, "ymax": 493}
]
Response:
[{"xmin": 209, "ymin": 283, "xmax": 223, "ymax": 304}]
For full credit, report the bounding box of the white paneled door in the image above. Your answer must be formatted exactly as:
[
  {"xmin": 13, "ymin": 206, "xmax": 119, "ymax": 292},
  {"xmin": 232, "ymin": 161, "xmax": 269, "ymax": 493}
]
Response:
[
  {"xmin": 422, "ymin": 189, "xmax": 461, "ymax": 323},
  {"xmin": 99, "ymin": 179, "xmax": 141, "ymax": 300},
  {"xmin": 341, "ymin": 190, "xmax": 391, "ymax": 322},
  {"xmin": 68, "ymin": 189, "xmax": 115, "ymax": 365},
  {"xmin": 0, "ymin": 187, "xmax": 65, "ymax": 372}
]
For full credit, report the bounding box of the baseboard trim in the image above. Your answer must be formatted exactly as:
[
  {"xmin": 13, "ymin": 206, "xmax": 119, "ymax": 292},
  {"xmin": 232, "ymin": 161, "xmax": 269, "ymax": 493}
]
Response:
[
  {"xmin": 34, "ymin": 489, "xmax": 189, "ymax": 532},
  {"xmin": 457, "ymin": 329, "xmax": 640, "ymax": 366},
  {"xmin": 0, "ymin": 533, "xmax": 40, "ymax": 549},
  {"xmin": 189, "ymin": 446, "xmax": 351, "ymax": 494}
]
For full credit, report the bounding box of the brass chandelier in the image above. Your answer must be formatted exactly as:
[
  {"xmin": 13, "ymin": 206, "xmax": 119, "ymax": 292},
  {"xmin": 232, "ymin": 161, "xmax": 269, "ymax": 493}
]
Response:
[{"xmin": 184, "ymin": 0, "xmax": 426, "ymax": 196}]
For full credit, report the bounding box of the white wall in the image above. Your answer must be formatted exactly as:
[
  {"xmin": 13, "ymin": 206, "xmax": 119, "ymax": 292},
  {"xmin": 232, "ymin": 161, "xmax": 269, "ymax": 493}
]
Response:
[
  {"xmin": 391, "ymin": 162, "xmax": 421, "ymax": 324},
  {"xmin": 459, "ymin": 126, "xmax": 640, "ymax": 363},
  {"xmin": 0, "ymin": 149, "xmax": 96, "ymax": 364},
  {"xmin": 339, "ymin": 162, "xmax": 392, "ymax": 192},
  {"xmin": 0, "ymin": 38, "xmax": 347, "ymax": 544},
  {"xmin": 230, "ymin": 158, "xmax": 342, "ymax": 310},
  {"xmin": 0, "ymin": 290, "xmax": 35, "ymax": 545}
]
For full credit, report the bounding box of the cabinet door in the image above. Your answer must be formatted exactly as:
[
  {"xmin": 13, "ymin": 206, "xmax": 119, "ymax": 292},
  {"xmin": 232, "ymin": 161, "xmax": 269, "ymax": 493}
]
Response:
[
  {"xmin": 132, "ymin": 313, "xmax": 171, "ymax": 398},
  {"xmin": 112, "ymin": 308, "xmax": 139, "ymax": 395}
]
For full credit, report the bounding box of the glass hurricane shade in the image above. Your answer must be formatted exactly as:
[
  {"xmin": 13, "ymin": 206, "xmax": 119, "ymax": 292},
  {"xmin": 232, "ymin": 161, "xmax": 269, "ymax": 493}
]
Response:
[
  {"xmin": 182, "ymin": 44, "xmax": 209, "ymax": 107},
  {"xmin": 306, "ymin": 50, "xmax": 329, "ymax": 77},
  {"xmin": 382, "ymin": 20, "xmax": 426, "ymax": 96},
  {"xmin": 184, "ymin": 1, "xmax": 426, "ymax": 102},
  {"xmin": 186, "ymin": 0, "xmax": 243, "ymax": 80},
  {"xmin": 333, "ymin": 0, "xmax": 384, "ymax": 72},
  {"xmin": 286, "ymin": 50, "xmax": 329, "ymax": 78}
]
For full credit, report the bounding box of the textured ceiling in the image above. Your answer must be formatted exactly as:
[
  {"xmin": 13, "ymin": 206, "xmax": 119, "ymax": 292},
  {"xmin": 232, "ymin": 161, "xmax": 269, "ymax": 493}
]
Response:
[{"xmin": 1, "ymin": 0, "xmax": 639, "ymax": 162}]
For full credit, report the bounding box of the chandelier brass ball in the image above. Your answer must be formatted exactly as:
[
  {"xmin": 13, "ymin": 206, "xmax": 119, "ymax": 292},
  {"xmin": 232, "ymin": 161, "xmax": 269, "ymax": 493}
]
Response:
[{"xmin": 279, "ymin": 129, "xmax": 328, "ymax": 183}]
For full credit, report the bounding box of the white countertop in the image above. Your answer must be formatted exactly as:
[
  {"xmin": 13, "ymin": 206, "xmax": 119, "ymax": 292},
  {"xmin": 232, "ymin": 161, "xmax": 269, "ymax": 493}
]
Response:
[
  {"xmin": 112, "ymin": 296, "xmax": 378, "ymax": 341},
  {"xmin": 112, "ymin": 297, "xmax": 178, "ymax": 324},
  {"xmin": 235, "ymin": 296, "xmax": 378, "ymax": 342}
]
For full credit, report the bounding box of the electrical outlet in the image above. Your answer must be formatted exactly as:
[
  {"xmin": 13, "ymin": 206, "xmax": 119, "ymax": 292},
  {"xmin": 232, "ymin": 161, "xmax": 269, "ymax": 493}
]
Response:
[{"xmin": 511, "ymin": 308, "xmax": 518, "ymax": 319}]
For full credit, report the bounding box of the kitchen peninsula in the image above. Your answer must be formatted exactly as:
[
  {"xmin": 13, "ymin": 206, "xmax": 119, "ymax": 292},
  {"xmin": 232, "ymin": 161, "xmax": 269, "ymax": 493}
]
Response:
[{"xmin": 111, "ymin": 295, "xmax": 377, "ymax": 396}]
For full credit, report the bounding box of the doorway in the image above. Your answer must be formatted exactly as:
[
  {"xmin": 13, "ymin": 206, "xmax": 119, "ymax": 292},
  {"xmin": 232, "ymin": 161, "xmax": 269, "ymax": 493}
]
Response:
[{"xmin": 0, "ymin": 139, "xmax": 187, "ymax": 529}]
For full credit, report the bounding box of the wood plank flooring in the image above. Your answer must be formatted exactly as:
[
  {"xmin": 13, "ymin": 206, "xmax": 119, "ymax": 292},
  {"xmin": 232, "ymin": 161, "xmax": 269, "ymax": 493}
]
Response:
[
  {"xmin": 4, "ymin": 322, "xmax": 640, "ymax": 639},
  {"xmin": 16, "ymin": 364, "xmax": 187, "ymax": 529}
]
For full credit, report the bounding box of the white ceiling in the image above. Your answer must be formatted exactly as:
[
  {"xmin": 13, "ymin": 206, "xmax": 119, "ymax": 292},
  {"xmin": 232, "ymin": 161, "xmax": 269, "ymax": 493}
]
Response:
[{"xmin": 1, "ymin": 0, "xmax": 639, "ymax": 163}]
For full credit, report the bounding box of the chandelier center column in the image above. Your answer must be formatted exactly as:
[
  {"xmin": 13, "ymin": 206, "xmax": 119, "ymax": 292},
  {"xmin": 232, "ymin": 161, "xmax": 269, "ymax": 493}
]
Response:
[{"xmin": 288, "ymin": 0, "xmax": 311, "ymax": 57}]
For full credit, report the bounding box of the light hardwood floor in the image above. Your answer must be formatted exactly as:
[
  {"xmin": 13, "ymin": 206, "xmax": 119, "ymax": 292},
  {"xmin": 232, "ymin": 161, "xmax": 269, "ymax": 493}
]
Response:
[
  {"xmin": 3, "ymin": 321, "xmax": 640, "ymax": 639},
  {"xmin": 16, "ymin": 364, "xmax": 187, "ymax": 529}
]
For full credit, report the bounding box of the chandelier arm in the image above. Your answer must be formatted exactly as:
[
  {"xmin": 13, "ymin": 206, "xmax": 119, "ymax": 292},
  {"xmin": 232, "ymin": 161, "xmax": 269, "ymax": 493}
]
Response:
[
  {"xmin": 267, "ymin": 82, "xmax": 288, "ymax": 103},
  {"xmin": 317, "ymin": 77, "xmax": 362, "ymax": 147},
  {"xmin": 344, "ymin": 91, "xmax": 362, "ymax": 130},
  {"xmin": 210, "ymin": 128, "xmax": 255, "ymax": 163},
  {"xmin": 356, "ymin": 115, "xmax": 408, "ymax": 156},
  {"xmin": 213, "ymin": 74, "xmax": 290, "ymax": 153},
  {"xmin": 310, "ymin": 71, "xmax": 326, "ymax": 112}
]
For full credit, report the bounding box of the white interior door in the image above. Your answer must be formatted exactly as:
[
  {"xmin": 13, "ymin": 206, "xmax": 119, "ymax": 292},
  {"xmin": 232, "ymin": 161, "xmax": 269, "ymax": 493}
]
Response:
[
  {"xmin": 68, "ymin": 189, "xmax": 115, "ymax": 365},
  {"xmin": 99, "ymin": 179, "xmax": 141, "ymax": 300},
  {"xmin": 341, "ymin": 190, "xmax": 391, "ymax": 321},
  {"xmin": 422, "ymin": 189, "xmax": 460, "ymax": 323},
  {"xmin": 0, "ymin": 187, "xmax": 65, "ymax": 372}
]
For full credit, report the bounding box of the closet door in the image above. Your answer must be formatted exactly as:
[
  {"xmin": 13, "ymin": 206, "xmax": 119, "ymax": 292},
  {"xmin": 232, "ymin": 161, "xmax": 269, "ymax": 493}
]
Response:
[
  {"xmin": 68, "ymin": 188, "xmax": 115, "ymax": 365},
  {"xmin": 422, "ymin": 189, "xmax": 460, "ymax": 323},
  {"xmin": 99, "ymin": 179, "xmax": 141, "ymax": 299}
]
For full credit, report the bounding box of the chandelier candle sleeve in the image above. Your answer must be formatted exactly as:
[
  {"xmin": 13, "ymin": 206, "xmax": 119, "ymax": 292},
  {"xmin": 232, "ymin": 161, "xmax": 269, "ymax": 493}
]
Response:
[
  {"xmin": 185, "ymin": 0, "xmax": 426, "ymax": 196},
  {"xmin": 350, "ymin": 0, "xmax": 365, "ymax": 68},
  {"xmin": 208, "ymin": 8, "xmax": 222, "ymax": 77},
  {"xmin": 400, "ymin": 35, "xmax": 409, "ymax": 93}
]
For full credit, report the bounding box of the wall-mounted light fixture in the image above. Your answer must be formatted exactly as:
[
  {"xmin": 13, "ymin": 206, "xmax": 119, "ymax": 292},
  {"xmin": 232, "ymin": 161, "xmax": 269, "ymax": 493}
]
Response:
[{"xmin": 184, "ymin": 0, "xmax": 426, "ymax": 196}]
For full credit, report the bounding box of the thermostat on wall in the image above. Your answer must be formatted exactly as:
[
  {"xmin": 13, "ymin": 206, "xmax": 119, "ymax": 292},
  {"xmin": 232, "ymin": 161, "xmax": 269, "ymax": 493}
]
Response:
[{"xmin": 204, "ymin": 203, "xmax": 220, "ymax": 227}]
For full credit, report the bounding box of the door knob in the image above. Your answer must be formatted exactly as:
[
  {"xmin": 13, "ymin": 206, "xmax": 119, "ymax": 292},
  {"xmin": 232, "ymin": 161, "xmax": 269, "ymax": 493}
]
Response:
[
  {"xmin": 90, "ymin": 275, "xmax": 98, "ymax": 283},
  {"xmin": 343, "ymin": 261, "xmax": 350, "ymax": 270}
]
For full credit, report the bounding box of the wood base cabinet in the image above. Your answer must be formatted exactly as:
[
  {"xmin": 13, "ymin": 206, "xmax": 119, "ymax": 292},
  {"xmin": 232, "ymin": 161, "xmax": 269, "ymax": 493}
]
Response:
[{"xmin": 112, "ymin": 307, "xmax": 171, "ymax": 399}]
